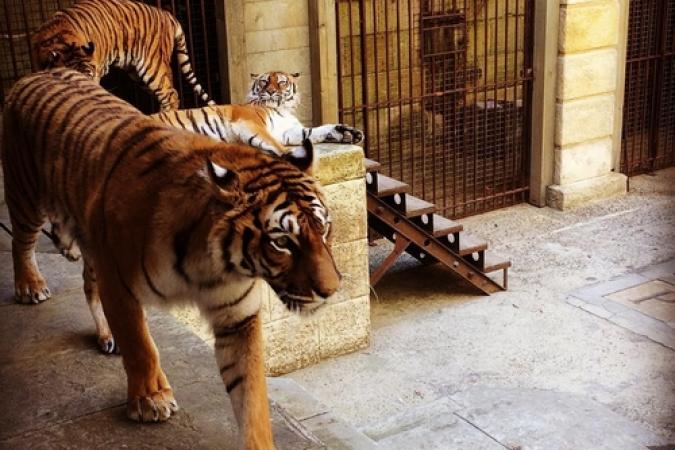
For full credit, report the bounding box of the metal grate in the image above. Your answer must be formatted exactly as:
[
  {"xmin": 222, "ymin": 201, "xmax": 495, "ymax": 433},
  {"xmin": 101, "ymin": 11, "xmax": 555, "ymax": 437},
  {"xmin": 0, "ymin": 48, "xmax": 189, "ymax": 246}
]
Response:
[
  {"xmin": 0, "ymin": 0, "xmax": 223, "ymax": 112},
  {"xmin": 621, "ymin": 0, "xmax": 675, "ymax": 176},
  {"xmin": 336, "ymin": 0, "xmax": 534, "ymax": 218}
]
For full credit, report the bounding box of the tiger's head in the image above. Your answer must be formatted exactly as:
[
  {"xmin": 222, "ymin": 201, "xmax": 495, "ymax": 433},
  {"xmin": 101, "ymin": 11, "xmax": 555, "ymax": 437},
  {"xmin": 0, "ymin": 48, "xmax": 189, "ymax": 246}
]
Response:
[
  {"xmin": 176, "ymin": 139, "xmax": 339, "ymax": 313},
  {"xmin": 246, "ymin": 71, "xmax": 300, "ymax": 110},
  {"xmin": 31, "ymin": 21, "xmax": 98, "ymax": 79}
]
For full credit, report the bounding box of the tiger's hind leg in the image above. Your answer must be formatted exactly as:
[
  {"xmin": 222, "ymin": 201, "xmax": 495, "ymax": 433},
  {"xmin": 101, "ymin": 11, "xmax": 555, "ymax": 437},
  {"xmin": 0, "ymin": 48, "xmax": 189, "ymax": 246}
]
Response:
[
  {"xmin": 95, "ymin": 258, "xmax": 178, "ymax": 422},
  {"xmin": 147, "ymin": 67, "xmax": 180, "ymax": 112},
  {"xmin": 82, "ymin": 258, "xmax": 117, "ymax": 354},
  {"xmin": 49, "ymin": 220, "xmax": 82, "ymax": 262}
]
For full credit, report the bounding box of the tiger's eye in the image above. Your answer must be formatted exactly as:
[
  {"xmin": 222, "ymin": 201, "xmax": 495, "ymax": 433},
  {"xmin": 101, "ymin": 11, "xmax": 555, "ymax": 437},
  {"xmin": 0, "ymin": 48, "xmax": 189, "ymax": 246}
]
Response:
[{"xmin": 274, "ymin": 236, "xmax": 289, "ymax": 247}]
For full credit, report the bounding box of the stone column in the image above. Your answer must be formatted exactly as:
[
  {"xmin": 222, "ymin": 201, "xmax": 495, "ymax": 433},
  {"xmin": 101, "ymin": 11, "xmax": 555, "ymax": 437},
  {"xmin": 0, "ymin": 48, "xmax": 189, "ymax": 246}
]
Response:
[
  {"xmin": 259, "ymin": 144, "xmax": 370, "ymax": 375},
  {"xmin": 546, "ymin": 0, "xmax": 627, "ymax": 210}
]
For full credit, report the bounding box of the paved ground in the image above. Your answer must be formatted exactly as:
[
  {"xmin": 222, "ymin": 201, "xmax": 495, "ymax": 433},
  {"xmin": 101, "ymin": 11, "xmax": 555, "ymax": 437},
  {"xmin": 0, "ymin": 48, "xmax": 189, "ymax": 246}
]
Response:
[{"xmin": 288, "ymin": 168, "xmax": 675, "ymax": 449}]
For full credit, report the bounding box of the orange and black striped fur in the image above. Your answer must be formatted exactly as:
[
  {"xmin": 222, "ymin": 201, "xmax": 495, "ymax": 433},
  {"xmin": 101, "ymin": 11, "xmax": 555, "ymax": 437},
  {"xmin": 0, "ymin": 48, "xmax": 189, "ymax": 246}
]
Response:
[
  {"xmin": 31, "ymin": 0, "xmax": 213, "ymax": 111},
  {"xmin": 3, "ymin": 69, "xmax": 339, "ymax": 448},
  {"xmin": 153, "ymin": 71, "xmax": 363, "ymax": 156}
]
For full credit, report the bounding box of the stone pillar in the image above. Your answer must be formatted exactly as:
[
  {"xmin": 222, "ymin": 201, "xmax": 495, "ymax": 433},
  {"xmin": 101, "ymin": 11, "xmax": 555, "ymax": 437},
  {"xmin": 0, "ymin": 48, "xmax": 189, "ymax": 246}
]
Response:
[
  {"xmin": 170, "ymin": 144, "xmax": 370, "ymax": 375},
  {"xmin": 260, "ymin": 144, "xmax": 370, "ymax": 375},
  {"xmin": 546, "ymin": 0, "xmax": 627, "ymax": 210}
]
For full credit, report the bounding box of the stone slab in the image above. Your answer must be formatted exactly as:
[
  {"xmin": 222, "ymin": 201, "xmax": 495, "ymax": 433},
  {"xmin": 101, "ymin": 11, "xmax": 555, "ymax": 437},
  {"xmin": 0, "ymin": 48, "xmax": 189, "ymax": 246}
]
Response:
[
  {"xmin": 451, "ymin": 387, "xmax": 668, "ymax": 450},
  {"xmin": 0, "ymin": 258, "xmax": 323, "ymax": 449},
  {"xmin": 361, "ymin": 396, "xmax": 502, "ymax": 450},
  {"xmin": 555, "ymin": 137, "xmax": 613, "ymax": 185},
  {"xmin": 313, "ymin": 144, "xmax": 365, "ymax": 186},
  {"xmin": 557, "ymin": 48, "xmax": 617, "ymax": 100},
  {"xmin": 555, "ymin": 94, "xmax": 615, "ymax": 146},
  {"xmin": 546, "ymin": 172, "xmax": 627, "ymax": 210}
]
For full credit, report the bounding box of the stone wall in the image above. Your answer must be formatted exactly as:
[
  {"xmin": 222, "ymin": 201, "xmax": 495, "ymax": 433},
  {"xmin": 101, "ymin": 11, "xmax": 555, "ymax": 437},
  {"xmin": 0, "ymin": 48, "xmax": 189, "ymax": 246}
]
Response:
[
  {"xmin": 231, "ymin": 0, "xmax": 314, "ymax": 124},
  {"xmin": 546, "ymin": 0, "xmax": 627, "ymax": 209},
  {"xmin": 171, "ymin": 144, "xmax": 371, "ymax": 376}
]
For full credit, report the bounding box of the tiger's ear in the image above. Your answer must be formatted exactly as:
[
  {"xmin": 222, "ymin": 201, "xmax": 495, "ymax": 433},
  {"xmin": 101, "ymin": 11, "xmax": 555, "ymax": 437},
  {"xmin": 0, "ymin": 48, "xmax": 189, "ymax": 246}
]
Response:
[
  {"xmin": 290, "ymin": 72, "xmax": 300, "ymax": 78},
  {"xmin": 81, "ymin": 41, "xmax": 95, "ymax": 56},
  {"xmin": 284, "ymin": 139, "xmax": 314, "ymax": 174},
  {"xmin": 250, "ymin": 73, "xmax": 259, "ymax": 79},
  {"xmin": 207, "ymin": 159, "xmax": 238, "ymax": 190}
]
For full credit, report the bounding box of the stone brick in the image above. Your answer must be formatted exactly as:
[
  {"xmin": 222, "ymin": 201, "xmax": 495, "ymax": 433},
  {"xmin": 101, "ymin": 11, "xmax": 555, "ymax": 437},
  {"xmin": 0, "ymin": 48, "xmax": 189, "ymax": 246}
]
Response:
[
  {"xmin": 559, "ymin": 1, "xmax": 619, "ymax": 53},
  {"xmin": 546, "ymin": 172, "xmax": 627, "ymax": 210},
  {"xmin": 314, "ymin": 144, "xmax": 365, "ymax": 185},
  {"xmin": 557, "ymin": 49, "xmax": 617, "ymax": 100},
  {"xmin": 554, "ymin": 137, "xmax": 613, "ymax": 185},
  {"xmin": 244, "ymin": 0, "xmax": 308, "ymax": 31},
  {"xmin": 555, "ymin": 94, "xmax": 615, "ymax": 146},
  {"xmin": 317, "ymin": 295, "xmax": 370, "ymax": 359},
  {"xmin": 322, "ymin": 179, "xmax": 368, "ymax": 244},
  {"xmin": 329, "ymin": 239, "xmax": 370, "ymax": 303},
  {"xmin": 263, "ymin": 315, "xmax": 320, "ymax": 376},
  {"xmin": 246, "ymin": 26, "xmax": 309, "ymax": 55}
]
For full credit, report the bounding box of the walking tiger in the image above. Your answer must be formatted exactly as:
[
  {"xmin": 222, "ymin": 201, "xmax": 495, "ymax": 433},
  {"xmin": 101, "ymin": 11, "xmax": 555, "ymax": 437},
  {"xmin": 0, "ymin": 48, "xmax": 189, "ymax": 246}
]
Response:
[
  {"xmin": 31, "ymin": 0, "xmax": 213, "ymax": 111},
  {"xmin": 2, "ymin": 68, "xmax": 340, "ymax": 449}
]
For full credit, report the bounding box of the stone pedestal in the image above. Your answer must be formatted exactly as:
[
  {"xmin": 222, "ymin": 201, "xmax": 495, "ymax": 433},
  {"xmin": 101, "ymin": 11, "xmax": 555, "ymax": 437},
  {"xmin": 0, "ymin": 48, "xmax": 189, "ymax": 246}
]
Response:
[{"xmin": 171, "ymin": 144, "xmax": 371, "ymax": 375}]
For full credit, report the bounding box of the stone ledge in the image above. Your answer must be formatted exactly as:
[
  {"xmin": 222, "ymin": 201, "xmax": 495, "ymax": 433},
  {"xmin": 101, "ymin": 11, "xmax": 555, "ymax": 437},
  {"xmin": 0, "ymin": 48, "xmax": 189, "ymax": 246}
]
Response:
[
  {"xmin": 554, "ymin": 137, "xmax": 613, "ymax": 185},
  {"xmin": 555, "ymin": 94, "xmax": 615, "ymax": 146},
  {"xmin": 314, "ymin": 144, "xmax": 365, "ymax": 186},
  {"xmin": 546, "ymin": 172, "xmax": 627, "ymax": 210}
]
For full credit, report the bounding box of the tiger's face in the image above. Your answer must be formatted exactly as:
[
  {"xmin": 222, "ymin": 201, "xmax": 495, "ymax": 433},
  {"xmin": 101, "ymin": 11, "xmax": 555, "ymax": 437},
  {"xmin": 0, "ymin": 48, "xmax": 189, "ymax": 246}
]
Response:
[
  {"xmin": 246, "ymin": 71, "xmax": 300, "ymax": 110},
  {"xmin": 201, "ymin": 142, "xmax": 340, "ymax": 313},
  {"xmin": 32, "ymin": 25, "xmax": 98, "ymax": 79}
]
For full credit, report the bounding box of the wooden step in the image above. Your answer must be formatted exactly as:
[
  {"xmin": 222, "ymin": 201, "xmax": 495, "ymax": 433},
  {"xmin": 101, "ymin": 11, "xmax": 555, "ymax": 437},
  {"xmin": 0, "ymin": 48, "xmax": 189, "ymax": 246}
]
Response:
[
  {"xmin": 375, "ymin": 174, "xmax": 409, "ymax": 197},
  {"xmin": 482, "ymin": 252, "xmax": 511, "ymax": 273},
  {"xmin": 401, "ymin": 195, "xmax": 436, "ymax": 218},
  {"xmin": 432, "ymin": 215, "xmax": 463, "ymax": 237},
  {"xmin": 457, "ymin": 232, "xmax": 488, "ymax": 256},
  {"xmin": 364, "ymin": 158, "xmax": 380, "ymax": 173}
]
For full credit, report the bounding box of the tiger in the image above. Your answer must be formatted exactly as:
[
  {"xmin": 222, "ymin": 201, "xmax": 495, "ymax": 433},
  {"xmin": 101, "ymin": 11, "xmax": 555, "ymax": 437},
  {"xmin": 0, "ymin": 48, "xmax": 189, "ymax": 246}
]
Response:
[
  {"xmin": 31, "ymin": 0, "xmax": 214, "ymax": 111},
  {"xmin": 152, "ymin": 71, "xmax": 364, "ymax": 156},
  {"xmin": 3, "ymin": 68, "xmax": 340, "ymax": 448}
]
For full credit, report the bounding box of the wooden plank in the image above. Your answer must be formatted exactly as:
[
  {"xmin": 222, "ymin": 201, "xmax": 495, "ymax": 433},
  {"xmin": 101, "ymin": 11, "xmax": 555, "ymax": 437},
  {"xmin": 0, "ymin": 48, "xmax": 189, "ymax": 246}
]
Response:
[
  {"xmin": 222, "ymin": 0, "xmax": 248, "ymax": 105},
  {"xmin": 403, "ymin": 195, "xmax": 436, "ymax": 218},
  {"xmin": 432, "ymin": 215, "xmax": 463, "ymax": 237},
  {"xmin": 529, "ymin": 0, "xmax": 559, "ymax": 207},
  {"xmin": 375, "ymin": 174, "xmax": 409, "ymax": 197},
  {"xmin": 309, "ymin": 0, "xmax": 340, "ymax": 124},
  {"xmin": 457, "ymin": 232, "xmax": 488, "ymax": 255},
  {"xmin": 482, "ymin": 252, "xmax": 512, "ymax": 272}
]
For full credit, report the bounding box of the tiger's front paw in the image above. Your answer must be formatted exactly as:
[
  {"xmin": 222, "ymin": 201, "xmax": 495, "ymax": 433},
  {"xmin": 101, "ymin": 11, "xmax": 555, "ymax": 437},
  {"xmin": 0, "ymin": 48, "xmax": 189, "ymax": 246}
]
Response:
[
  {"xmin": 15, "ymin": 276, "xmax": 51, "ymax": 304},
  {"xmin": 331, "ymin": 124, "xmax": 364, "ymax": 144},
  {"xmin": 127, "ymin": 388, "xmax": 179, "ymax": 423}
]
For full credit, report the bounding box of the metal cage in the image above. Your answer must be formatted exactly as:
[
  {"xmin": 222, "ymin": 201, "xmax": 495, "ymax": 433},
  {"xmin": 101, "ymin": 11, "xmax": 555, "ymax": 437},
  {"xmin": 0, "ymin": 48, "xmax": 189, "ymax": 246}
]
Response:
[{"xmin": 336, "ymin": 0, "xmax": 534, "ymax": 218}]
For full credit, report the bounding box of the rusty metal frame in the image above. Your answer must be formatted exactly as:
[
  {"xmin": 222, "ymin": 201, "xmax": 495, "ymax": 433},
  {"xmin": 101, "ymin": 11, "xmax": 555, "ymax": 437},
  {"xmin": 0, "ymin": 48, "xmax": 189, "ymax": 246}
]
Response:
[
  {"xmin": 367, "ymin": 193, "xmax": 506, "ymax": 294},
  {"xmin": 335, "ymin": 0, "xmax": 536, "ymax": 219}
]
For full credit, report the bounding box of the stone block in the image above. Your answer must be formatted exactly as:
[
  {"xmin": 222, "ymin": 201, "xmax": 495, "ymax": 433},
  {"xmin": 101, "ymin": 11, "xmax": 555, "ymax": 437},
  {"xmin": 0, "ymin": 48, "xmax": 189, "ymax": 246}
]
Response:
[
  {"xmin": 557, "ymin": 49, "xmax": 617, "ymax": 99},
  {"xmin": 559, "ymin": 1, "xmax": 619, "ymax": 53},
  {"xmin": 555, "ymin": 94, "xmax": 615, "ymax": 146},
  {"xmin": 323, "ymin": 179, "xmax": 368, "ymax": 244},
  {"xmin": 314, "ymin": 144, "xmax": 365, "ymax": 185},
  {"xmin": 546, "ymin": 172, "xmax": 627, "ymax": 210},
  {"xmin": 263, "ymin": 315, "xmax": 321, "ymax": 376},
  {"xmin": 317, "ymin": 295, "xmax": 370, "ymax": 359},
  {"xmin": 244, "ymin": 0, "xmax": 308, "ymax": 31},
  {"xmin": 246, "ymin": 26, "xmax": 310, "ymax": 54},
  {"xmin": 554, "ymin": 137, "xmax": 613, "ymax": 185},
  {"xmin": 329, "ymin": 239, "xmax": 370, "ymax": 303}
]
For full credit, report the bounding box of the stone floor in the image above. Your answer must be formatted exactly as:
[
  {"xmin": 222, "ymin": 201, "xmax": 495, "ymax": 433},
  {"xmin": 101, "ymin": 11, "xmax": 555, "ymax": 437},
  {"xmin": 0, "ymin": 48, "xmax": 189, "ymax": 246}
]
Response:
[{"xmin": 288, "ymin": 168, "xmax": 675, "ymax": 449}]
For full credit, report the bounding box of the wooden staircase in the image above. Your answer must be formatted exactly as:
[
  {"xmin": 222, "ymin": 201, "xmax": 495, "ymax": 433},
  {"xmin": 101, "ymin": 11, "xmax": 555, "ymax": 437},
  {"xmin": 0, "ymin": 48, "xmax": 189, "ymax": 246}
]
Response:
[{"xmin": 365, "ymin": 158, "xmax": 510, "ymax": 294}]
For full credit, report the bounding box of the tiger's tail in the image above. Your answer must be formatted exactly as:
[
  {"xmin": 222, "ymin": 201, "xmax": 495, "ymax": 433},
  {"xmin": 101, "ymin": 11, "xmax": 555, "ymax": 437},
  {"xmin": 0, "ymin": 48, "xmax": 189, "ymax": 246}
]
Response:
[{"xmin": 174, "ymin": 25, "xmax": 215, "ymax": 106}]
